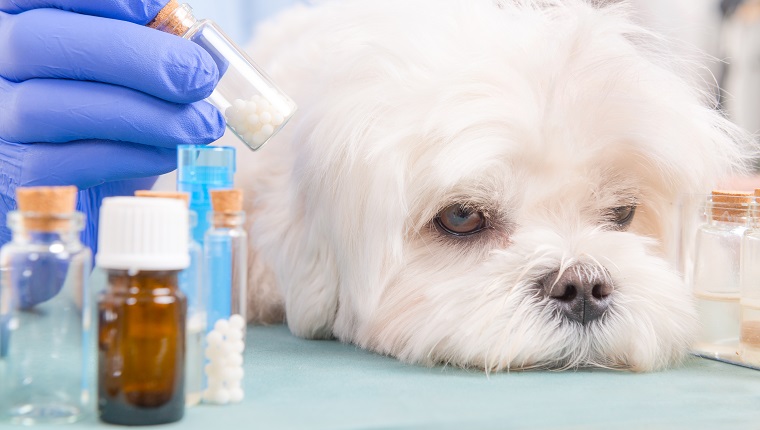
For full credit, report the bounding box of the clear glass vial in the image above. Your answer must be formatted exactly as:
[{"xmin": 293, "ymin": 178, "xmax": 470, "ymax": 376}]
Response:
[
  {"xmin": 692, "ymin": 190, "xmax": 752, "ymax": 360},
  {"xmin": 204, "ymin": 189, "xmax": 248, "ymax": 331},
  {"xmin": 149, "ymin": 0, "xmax": 297, "ymax": 151},
  {"xmin": 96, "ymin": 197, "xmax": 189, "ymax": 425},
  {"xmin": 740, "ymin": 190, "xmax": 760, "ymax": 366},
  {"xmin": 134, "ymin": 191, "xmax": 205, "ymax": 407},
  {"xmin": 0, "ymin": 186, "xmax": 93, "ymax": 425}
]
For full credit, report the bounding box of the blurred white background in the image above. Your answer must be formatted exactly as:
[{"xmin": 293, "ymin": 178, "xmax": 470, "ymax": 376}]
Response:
[
  {"xmin": 633, "ymin": 0, "xmax": 759, "ymax": 147},
  {"xmin": 190, "ymin": 0, "xmax": 759, "ymax": 148}
]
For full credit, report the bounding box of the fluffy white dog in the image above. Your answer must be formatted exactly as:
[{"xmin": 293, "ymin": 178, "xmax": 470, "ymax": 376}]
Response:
[{"xmin": 232, "ymin": 0, "xmax": 755, "ymax": 371}]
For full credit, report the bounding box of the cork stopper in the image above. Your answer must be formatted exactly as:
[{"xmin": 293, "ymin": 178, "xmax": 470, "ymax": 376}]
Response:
[
  {"xmin": 134, "ymin": 190, "xmax": 190, "ymax": 206},
  {"xmin": 210, "ymin": 189, "xmax": 244, "ymax": 228},
  {"xmin": 210, "ymin": 189, "xmax": 243, "ymax": 213},
  {"xmin": 147, "ymin": 0, "xmax": 192, "ymax": 36},
  {"xmin": 16, "ymin": 186, "xmax": 78, "ymax": 231},
  {"xmin": 711, "ymin": 190, "xmax": 752, "ymax": 222}
]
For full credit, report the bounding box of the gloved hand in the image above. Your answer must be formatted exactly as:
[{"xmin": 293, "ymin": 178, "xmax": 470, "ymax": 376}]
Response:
[{"xmin": 0, "ymin": 0, "xmax": 225, "ymax": 252}]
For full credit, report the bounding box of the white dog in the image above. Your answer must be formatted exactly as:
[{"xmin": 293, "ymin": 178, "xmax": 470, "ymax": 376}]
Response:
[{"xmin": 232, "ymin": 0, "xmax": 755, "ymax": 371}]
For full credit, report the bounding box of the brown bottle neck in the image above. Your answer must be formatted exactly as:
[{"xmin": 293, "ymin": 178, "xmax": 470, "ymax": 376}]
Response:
[{"xmin": 106, "ymin": 270, "xmax": 183, "ymax": 294}]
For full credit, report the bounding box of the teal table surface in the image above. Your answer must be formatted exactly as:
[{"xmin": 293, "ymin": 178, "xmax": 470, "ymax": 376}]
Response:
[{"xmin": 29, "ymin": 324, "xmax": 760, "ymax": 430}]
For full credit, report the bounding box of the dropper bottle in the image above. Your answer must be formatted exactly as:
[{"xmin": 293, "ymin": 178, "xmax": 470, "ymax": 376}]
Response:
[
  {"xmin": 148, "ymin": 0, "xmax": 297, "ymax": 151},
  {"xmin": 135, "ymin": 190, "xmax": 205, "ymax": 407},
  {"xmin": 96, "ymin": 197, "xmax": 189, "ymax": 425}
]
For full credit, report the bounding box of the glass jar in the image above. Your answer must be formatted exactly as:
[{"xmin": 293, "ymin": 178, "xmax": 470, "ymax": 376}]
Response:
[
  {"xmin": 0, "ymin": 187, "xmax": 93, "ymax": 425},
  {"xmin": 740, "ymin": 190, "xmax": 760, "ymax": 366},
  {"xmin": 692, "ymin": 190, "xmax": 752, "ymax": 360},
  {"xmin": 150, "ymin": 0, "xmax": 297, "ymax": 151}
]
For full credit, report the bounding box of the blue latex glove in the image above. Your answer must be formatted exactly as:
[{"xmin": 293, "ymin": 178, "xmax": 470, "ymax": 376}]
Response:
[{"xmin": 0, "ymin": 0, "xmax": 226, "ymax": 252}]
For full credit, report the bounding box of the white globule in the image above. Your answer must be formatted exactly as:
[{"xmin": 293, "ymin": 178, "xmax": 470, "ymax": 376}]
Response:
[
  {"xmin": 229, "ymin": 314, "xmax": 245, "ymax": 330},
  {"xmin": 214, "ymin": 319, "xmax": 230, "ymax": 334},
  {"xmin": 204, "ymin": 345, "xmax": 223, "ymax": 361},
  {"xmin": 203, "ymin": 315, "xmax": 247, "ymax": 405},
  {"xmin": 205, "ymin": 362, "xmax": 224, "ymax": 377},
  {"xmin": 203, "ymin": 388, "xmax": 230, "ymax": 405},
  {"xmin": 225, "ymin": 94, "xmax": 287, "ymax": 147},
  {"xmin": 226, "ymin": 329, "xmax": 244, "ymax": 342},
  {"xmin": 230, "ymin": 340, "xmax": 245, "ymax": 354},
  {"xmin": 206, "ymin": 330, "xmax": 224, "ymax": 346},
  {"xmin": 223, "ymin": 366, "xmax": 244, "ymax": 382},
  {"xmin": 222, "ymin": 341, "xmax": 240, "ymax": 357},
  {"xmin": 229, "ymin": 387, "xmax": 245, "ymax": 403},
  {"xmin": 228, "ymin": 353, "xmax": 243, "ymax": 367},
  {"xmin": 206, "ymin": 378, "xmax": 225, "ymax": 391}
]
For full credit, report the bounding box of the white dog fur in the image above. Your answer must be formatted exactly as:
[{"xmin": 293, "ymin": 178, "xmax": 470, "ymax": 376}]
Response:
[{"xmin": 228, "ymin": 0, "xmax": 756, "ymax": 371}]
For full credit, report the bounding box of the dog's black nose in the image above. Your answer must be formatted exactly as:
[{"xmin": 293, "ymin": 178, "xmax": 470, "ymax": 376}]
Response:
[{"xmin": 541, "ymin": 265, "xmax": 612, "ymax": 324}]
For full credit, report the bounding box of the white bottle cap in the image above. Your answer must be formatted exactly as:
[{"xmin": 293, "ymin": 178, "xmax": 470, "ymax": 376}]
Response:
[{"xmin": 96, "ymin": 197, "xmax": 190, "ymax": 271}]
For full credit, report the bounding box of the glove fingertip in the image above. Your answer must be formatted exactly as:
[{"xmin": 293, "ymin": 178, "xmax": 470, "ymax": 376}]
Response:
[
  {"xmin": 164, "ymin": 41, "xmax": 220, "ymax": 102},
  {"xmin": 191, "ymin": 103, "xmax": 225, "ymax": 145},
  {"xmin": 189, "ymin": 47, "xmax": 220, "ymax": 100},
  {"xmin": 211, "ymin": 106, "xmax": 226, "ymax": 141}
]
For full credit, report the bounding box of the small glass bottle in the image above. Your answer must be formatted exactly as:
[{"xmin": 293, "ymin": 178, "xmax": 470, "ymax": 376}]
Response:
[
  {"xmin": 177, "ymin": 145, "xmax": 235, "ymax": 246},
  {"xmin": 204, "ymin": 189, "xmax": 247, "ymax": 331},
  {"xmin": 0, "ymin": 186, "xmax": 93, "ymax": 425},
  {"xmin": 149, "ymin": 0, "xmax": 297, "ymax": 151},
  {"xmin": 692, "ymin": 190, "xmax": 752, "ymax": 360},
  {"xmin": 135, "ymin": 191, "xmax": 205, "ymax": 406},
  {"xmin": 96, "ymin": 197, "xmax": 189, "ymax": 425},
  {"xmin": 740, "ymin": 189, "xmax": 760, "ymax": 366}
]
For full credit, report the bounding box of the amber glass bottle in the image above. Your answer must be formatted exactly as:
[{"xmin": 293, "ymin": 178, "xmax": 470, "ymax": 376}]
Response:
[
  {"xmin": 98, "ymin": 271, "xmax": 186, "ymax": 424},
  {"xmin": 96, "ymin": 197, "xmax": 190, "ymax": 425}
]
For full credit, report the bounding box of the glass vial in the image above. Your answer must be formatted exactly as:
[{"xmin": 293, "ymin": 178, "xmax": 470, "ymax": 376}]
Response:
[
  {"xmin": 149, "ymin": 0, "xmax": 297, "ymax": 151},
  {"xmin": 692, "ymin": 190, "xmax": 752, "ymax": 359},
  {"xmin": 0, "ymin": 186, "xmax": 93, "ymax": 425},
  {"xmin": 135, "ymin": 191, "xmax": 205, "ymax": 406},
  {"xmin": 204, "ymin": 189, "xmax": 247, "ymax": 331},
  {"xmin": 741, "ymin": 190, "xmax": 760, "ymax": 366},
  {"xmin": 177, "ymin": 145, "xmax": 235, "ymax": 246},
  {"xmin": 96, "ymin": 197, "xmax": 189, "ymax": 425}
]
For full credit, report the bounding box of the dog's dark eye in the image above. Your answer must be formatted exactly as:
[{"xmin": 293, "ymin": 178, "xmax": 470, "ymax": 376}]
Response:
[
  {"xmin": 435, "ymin": 204, "xmax": 487, "ymax": 236},
  {"xmin": 609, "ymin": 205, "xmax": 636, "ymax": 229}
]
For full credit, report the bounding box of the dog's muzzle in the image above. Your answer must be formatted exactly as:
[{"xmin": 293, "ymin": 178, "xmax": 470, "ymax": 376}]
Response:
[{"xmin": 541, "ymin": 264, "xmax": 613, "ymax": 325}]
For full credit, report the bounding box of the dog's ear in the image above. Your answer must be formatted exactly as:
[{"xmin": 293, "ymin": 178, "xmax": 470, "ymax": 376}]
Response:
[
  {"xmin": 248, "ymin": 188, "xmax": 341, "ymax": 339},
  {"xmin": 281, "ymin": 217, "xmax": 340, "ymax": 340}
]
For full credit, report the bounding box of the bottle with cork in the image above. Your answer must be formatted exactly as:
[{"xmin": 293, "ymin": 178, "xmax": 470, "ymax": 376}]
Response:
[
  {"xmin": 96, "ymin": 197, "xmax": 189, "ymax": 425},
  {"xmin": 204, "ymin": 189, "xmax": 248, "ymax": 330},
  {"xmin": 0, "ymin": 186, "xmax": 93, "ymax": 425},
  {"xmin": 135, "ymin": 190, "xmax": 205, "ymax": 406},
  {"xmin": 148, "ymin": 0, "xmax": 297, "ymax": 151},
  {"xmin": 740, "ymin": 189, "xmax": 760, "ymax": 366},
  {"xmin": 692, "ymin": 190, "xmax": 752, "ymax": 360},
  {"xmin": 203, "ymin": 189, "xmax": 248, "ymax": 405}
]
